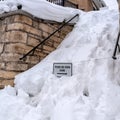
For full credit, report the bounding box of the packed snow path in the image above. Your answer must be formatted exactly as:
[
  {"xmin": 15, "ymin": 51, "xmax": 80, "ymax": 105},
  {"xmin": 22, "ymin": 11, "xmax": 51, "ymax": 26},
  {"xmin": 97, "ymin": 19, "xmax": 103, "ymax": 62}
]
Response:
[{"xmin": 0, "ymin": 0, "xmax": 120, "ymax": 120}]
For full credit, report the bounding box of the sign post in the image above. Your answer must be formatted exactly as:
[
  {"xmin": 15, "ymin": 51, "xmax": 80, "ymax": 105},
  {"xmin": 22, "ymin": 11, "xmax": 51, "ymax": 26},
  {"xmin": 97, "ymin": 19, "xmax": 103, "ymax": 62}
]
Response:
[{"xmin": 53, "ymin": 63, "xmax": 72, "ymax": 77}]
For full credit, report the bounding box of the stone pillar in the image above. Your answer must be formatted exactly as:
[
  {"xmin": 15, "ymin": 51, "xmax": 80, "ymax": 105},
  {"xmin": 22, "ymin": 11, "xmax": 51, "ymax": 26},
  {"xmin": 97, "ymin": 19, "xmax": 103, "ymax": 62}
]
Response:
[{"xmin": 0, "ymin": 10, "xmax": 73, "ymax": 88}]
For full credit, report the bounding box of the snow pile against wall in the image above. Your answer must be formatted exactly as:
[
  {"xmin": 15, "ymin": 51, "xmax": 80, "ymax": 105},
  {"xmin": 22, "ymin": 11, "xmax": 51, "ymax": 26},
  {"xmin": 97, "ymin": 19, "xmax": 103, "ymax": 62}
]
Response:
[{"xmin": 0, "ymin": 0, "xmax": 119, "ymax": 120}]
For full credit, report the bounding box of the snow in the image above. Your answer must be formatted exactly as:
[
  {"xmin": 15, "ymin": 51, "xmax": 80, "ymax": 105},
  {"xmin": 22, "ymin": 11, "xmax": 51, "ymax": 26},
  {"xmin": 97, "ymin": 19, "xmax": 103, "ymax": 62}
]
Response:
[
  {"xmin": 104, "ymin": 0, "xmax": 119, "ymax": 10},
  {"xmin": 0, "ymin": 0, "xmax": 80, "ymax": 22},
  {"xmin": 19, "ymin": 0, "xmax": 80, "ymax": 22},
  {"xmin": 0, "ymin": 0, "xmax": 118, "ymax": 21},
  {"xmin": 0, "ymin": 0, "xmax": 120, "ymax": 120}
]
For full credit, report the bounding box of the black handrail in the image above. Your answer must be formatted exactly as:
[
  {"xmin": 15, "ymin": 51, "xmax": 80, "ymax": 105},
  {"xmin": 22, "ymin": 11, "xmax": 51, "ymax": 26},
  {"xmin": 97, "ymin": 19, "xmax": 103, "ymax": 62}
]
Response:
[
  {"xmin": 92, "ymin": 0, "xmax": 106, "ymax": 10},
  {"xmin": 47, "ymin": 0, "xmax": 65, "ymax": 6},
  {"xmin": 92, "ymin": 0, "xmax": 99, "ymax": 10},
  {"xmin": 20, "ymin": 14, "xmax": 79, "ymax": 60},
  {"xmin": 112, "ymin": 31, "xmax": 120, "ymax": 59}
]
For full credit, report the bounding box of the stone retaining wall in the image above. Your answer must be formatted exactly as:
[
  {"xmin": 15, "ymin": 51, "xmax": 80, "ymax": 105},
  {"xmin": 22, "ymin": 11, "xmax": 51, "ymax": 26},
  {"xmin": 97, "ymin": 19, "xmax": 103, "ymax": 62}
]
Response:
[{"xmin": 0, "ymin": 10, "xmax": 73, "ymax": 88}]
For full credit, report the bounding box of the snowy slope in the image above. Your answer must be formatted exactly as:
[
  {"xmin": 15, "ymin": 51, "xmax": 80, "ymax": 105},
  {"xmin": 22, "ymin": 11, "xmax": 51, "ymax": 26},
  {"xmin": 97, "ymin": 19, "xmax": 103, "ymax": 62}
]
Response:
[
  {"xmin": 104, "ymin": 0, "xmax": 119, "ymax": 10},
  {"xmin": 0, "ymin": 0, "xmax": 120, "ymax": 120},
  {"xmin": 13, "ymin": 9, "xmax": 119, "ymax": 120}
]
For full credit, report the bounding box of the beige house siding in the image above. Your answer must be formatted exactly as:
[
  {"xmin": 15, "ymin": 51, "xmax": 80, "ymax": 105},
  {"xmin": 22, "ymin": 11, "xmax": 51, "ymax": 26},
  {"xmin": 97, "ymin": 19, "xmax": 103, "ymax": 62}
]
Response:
[
  {"xmin": 118, "ymin": 0, "xmax": 120, "ymax": 10},
  {"xmin": 68, "ymin": 0, "xmax": 93, "ymax": 11},
  {"xmin": 77, "ymin": 0, "xmax": 93, "ymax": 11}
]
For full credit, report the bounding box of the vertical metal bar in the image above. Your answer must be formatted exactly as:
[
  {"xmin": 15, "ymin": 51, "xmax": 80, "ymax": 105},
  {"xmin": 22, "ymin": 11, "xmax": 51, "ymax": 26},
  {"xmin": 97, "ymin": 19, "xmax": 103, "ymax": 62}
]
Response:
[
  {"xmin": 112, "ymin": 6, "xmax": 120, "ymax": 60},
  {"xmin": 47, "ymin": 0, "xmax": 65, "ymax": 6},
  {"xmin": 112, "ymin": 31, "xmax": 120, "ymax": 59},
  {"xmin": 62, "ymin": 0, "xmax": 65, "ymax": 6}
]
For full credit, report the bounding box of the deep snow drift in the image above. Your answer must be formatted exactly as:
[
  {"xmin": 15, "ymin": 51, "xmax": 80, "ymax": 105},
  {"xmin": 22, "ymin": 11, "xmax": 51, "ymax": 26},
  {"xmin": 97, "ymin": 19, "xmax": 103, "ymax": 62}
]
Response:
[{"xmin": 0, "ymin": 0, "xmax": 120, "ymax": 120}]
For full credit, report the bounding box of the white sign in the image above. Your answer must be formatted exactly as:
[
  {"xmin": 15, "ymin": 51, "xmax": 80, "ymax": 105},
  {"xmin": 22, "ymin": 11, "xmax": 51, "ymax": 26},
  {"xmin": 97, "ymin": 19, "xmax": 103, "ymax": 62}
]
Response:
[{"xmin": 53, "ymin": 63, "xmax": 72, "ymax": 77}]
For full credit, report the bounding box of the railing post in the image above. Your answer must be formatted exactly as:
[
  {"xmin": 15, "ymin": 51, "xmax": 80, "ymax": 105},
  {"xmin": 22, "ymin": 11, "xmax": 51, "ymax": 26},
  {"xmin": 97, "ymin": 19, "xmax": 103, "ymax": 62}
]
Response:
[
  {"xmin": 47, "ymin": 0, "xmax": 65, "ymax": 6},
  {"xmin": 62, "ymin": 0, "xmax": 65, "ymax": 6},
  {"xmin": 112, "ymin": 31, "xmax": 120, "ymax": 59}
]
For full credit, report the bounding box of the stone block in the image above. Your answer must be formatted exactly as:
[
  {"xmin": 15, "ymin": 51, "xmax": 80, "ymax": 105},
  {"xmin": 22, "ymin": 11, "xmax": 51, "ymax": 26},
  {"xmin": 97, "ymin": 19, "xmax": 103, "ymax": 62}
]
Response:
[
  {"xmin": 0, "ymin": 70, "xmax": 18, "ymax": 79},
  {"xmin": 28, "ymin": 33, "xmax": 41, "ymax": 40},
  {"xmin": 4, "ymin": 16, "xmax": 14, "ymax": 24},
  {"xmin": 43, "ymin": 45, "xmax": 55, "ymax": 52},
  {"xmin": 50, "ymin": 35, "xmax": 62, "ymax": 43},
  {"xmin": 0, "ymin": 62, "xmax": 5, "ymax": 69},
  {"xmin": 48, "ymin": 23, "xmax": 59, "ymax": 30},
  {"xmin": 53, "ymin": 42, "xmax": 59, "ymax": 48},
  {"xmin": 1, "ymin": 80, "xmax": 14, "ymax": 87},
  {"xmin": 7, "ymin": 23, "xmax": 24, "ymax": 30},
  {"xmin": 5, "ymin": 43, "xmax": 33, "ymax": 54},
  {"xmin": 0, "ymin": 25, "xmax": 6, "ymax": 32},
  {"xmin": 59, "ymin": 31, "xmax": 67, "ymax": 39},
  {"xmin": 39, "ymin": 23, "xmax": 54, "ymax": 33},
  {"xmin": 34, "ymin": 50, "xmax": 47, "ymax": 58},
  {"xmin": 0, "ymin": 56, "xmax": 2, "ymax": 62},
  {"xmin": 6, "ymin": 62, "xmax": 28, "ymax": 71},
  {"xmin": 0, "ymin": 85, "xmax": 4, "ymax": 89},
  {"xmin": 26, "ymin": 56, "xmax": 40, "ymax": 64},
  {"xmin": 62, "ymin": 26, "xmax": 73, "ymax": 33},
  {"xmin": 54, "ymin": 32, "xmax": 60, "ymax": 37},
  {"xmin": 1, "ymin": 53, "xmax": 20, "ymax": 62},
  {"xmin": 5, "ymin": 31, "xmax": 27, "ymax": 43},
  {"xmin": 0, "ymin": 33, "xmax": 5, "ymax": 42},
  {"xmin": 42, "ymin": 31, "xmax": 50, "ymax": 38},
  {"xmin": 27, "ymin": 64, "xmax": 36, "ymax": 69},
  {"xmin": 0, "ymin": 44, "xmax": 4, "ymax": 54},
  {"xmin": 33, "ymin": 20, "xmax": 39, "ymax": 29},
  {"xmin": 14, "ymin": 15, "xmax": 32, "ymax": 25},
  {"xmin": 45, "ymin": 40, "xmax": 54, "ymax": 47},
  {"xmin": 7, "ymin": 23, "xmax": 42, "ymax": 36},
  {"xmin": 42, "ymin": 50, "xmax": 50, "ymax": 54},
  {"xmin": 27, "ymin": 36, "xmax": 40, "ymax": 46}
]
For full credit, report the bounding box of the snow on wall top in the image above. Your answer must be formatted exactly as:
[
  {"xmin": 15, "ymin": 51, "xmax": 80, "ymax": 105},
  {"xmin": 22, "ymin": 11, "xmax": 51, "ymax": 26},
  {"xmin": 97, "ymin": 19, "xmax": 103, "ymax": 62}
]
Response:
[{"xmin": 0, "ymin": 0, "xmax": 119, "ymax": 22}]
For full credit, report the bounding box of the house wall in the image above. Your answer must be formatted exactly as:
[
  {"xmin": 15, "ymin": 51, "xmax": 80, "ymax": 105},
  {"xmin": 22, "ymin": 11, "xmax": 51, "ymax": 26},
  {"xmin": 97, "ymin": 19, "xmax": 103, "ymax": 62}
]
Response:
[
  {"xmin": 77, "ymin": 0, "xmax": 93, "ymax": 11},
  {"xmin": 0, "ymin": 10, "xmax": 73, "ymax": 88},
  {"xmin": 67, "ymin": 0, "xmax": 93, "ymax": 11},
  {"xmin": 118, "ymin": 0, "xmax": 120, "ymax": 10}
]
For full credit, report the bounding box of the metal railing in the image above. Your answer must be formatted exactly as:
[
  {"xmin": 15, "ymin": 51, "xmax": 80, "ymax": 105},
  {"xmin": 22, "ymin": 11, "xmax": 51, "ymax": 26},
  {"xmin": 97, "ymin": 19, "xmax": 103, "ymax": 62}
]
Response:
[
  {"xmin": 47, "ymin": 0, "xmax": 65, "ymax": 6},
  {"xmin": 92, "ymin": 0, "xmax": 106, "ymax": 10},
  {"xmin": 112, "ymin": 31, "xmax": 120, "ymax": 59},
  {"xmin": 20, "ymin": 14, "xmax": 79, "ymax": 60}
]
